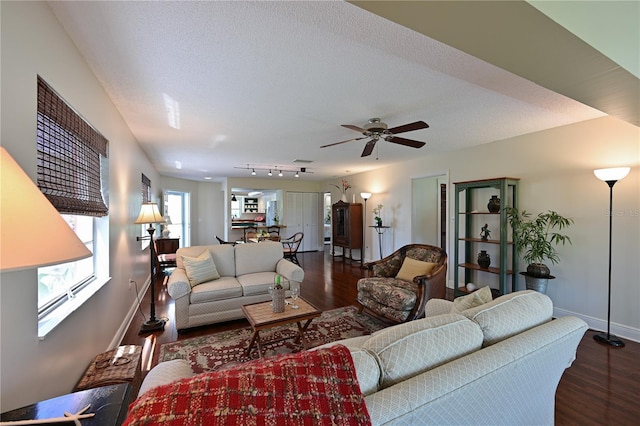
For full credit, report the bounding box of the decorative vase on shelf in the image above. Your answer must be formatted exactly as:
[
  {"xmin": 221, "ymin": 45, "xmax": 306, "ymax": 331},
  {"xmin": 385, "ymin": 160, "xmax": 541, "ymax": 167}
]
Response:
[
  {"xmin": 477, "ymin": 250, "xmax": 491, "ymax": 268},
  {"xmin": 487, "ymin": 195, "xmax": 501, "ymax": 213},
  {"xmin": 340, "ymin": 193, "xmax": 347, "ymax": 202},
  {"xmin": 375, "ymin": 218, "xmax": 382, "ymax": 227}
]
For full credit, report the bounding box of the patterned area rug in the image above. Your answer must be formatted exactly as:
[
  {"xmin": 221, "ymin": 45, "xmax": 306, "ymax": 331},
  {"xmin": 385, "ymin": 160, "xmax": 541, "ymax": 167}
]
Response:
[{"xmin": 159, "ymin": 305, "xmax": 388, "ymax": 374}]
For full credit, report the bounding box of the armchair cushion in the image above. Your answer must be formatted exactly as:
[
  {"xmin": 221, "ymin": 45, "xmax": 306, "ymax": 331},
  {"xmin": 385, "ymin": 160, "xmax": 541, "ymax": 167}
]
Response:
[
  {"xmin": 396, "ymin": 257, "xmax": 437, "ymax": 282},
  {"xmin": 181, "ymin": 250, "xmax": 220, "ymax": 287},
  {"xmin": 357, "ymin": 278, "xmax": 418, "ymax": 312}
]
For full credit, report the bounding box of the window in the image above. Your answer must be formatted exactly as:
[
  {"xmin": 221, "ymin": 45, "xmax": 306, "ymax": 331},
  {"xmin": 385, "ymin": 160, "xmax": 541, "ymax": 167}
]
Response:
[
  {"xmin": 35, "ymin": 76, "xmax": 109, "ymax": 334},
  {"xmin": 37, "ymin": 215, "xmax": 94, "ymax": 315}
]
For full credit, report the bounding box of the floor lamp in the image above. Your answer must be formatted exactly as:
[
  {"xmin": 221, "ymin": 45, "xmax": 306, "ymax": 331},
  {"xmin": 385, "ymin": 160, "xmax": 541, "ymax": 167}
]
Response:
[
  {"xmin": 593, "ymin": 167, "xmax": 630, "ymax": 348},
  {"xmin": 135, "ymin": 202, "xmax": 167, "ymax": 334},
  {"xmin": 360, "ymin": 192, "xmax": 371, "ymax": 267}
]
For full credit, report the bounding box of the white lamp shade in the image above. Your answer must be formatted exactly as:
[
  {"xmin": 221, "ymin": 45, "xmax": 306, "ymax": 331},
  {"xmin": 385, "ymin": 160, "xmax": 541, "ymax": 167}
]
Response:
[
  {"xmin": 360, "ymin": 192, "xmax": 372, "ymax": 201},
  {"xmin": 0, "ymin": 147, "xmax": 92, "ymax": 272},
  {"xmin": 134, "ymin": 202, "xmax": 164, "ymax": 224},
  {"xmin": 594, "ymin": 167, "xmax": 630, "ymax": 182}
]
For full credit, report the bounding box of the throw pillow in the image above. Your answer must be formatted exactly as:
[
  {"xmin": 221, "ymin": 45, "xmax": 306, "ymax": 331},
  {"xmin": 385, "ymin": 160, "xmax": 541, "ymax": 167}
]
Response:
[
  {"xmin": 452, "ymin": 285, "xmax": 493, "ymax": 313},
  {"xmin": 181, "ymin": 250, "xmax": 220, "ymax": 287},
  {"xmin": 395, "ymin": 257, "xmax": 437, "ymax": 282}
]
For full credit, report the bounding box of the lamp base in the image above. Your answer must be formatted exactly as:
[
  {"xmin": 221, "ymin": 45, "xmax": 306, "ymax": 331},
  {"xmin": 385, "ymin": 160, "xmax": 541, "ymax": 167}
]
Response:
[
  {"xmin": 139, "ymin": 318, "xmax": 166, "ymax": 334},
  {"xmin": 593, "ymin": 332, "xmax": 625, "ymax": 348}
]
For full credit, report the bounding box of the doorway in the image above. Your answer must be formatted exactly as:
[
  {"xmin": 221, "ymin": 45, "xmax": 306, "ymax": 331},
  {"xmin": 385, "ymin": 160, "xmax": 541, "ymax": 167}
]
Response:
[
  {"xmin": 411, "ymin": 174, "xmax": 447, "ymax": 249},
  {"xmin": 163, "ymin": 190, "xmax": 191, "ymax": 247}
]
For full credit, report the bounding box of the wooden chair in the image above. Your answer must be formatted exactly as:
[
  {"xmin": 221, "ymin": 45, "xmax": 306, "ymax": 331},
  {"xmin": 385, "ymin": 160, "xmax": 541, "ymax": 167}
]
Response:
[
  {"xmin": 215, "ymin": 235, "xmax": 235, "ymax": 245},
  {"xmin": 281, "ymin": 232, "xmax": 304, "ymax": 265},
  {"xmin": 266, "ymin": 226, "xmax": 281, "ymax": 237},
  {"xmin": 243, "ymin": 226, "xmax": 258, "ymax": 242},
  {"xmin": 357, "ymin": 244, "xmax": 447, "ymax": 324}
]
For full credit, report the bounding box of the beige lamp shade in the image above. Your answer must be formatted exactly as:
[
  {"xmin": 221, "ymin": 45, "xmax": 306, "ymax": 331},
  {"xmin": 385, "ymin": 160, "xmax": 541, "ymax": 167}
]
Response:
[
  {"xmin": 134, "ymin": 202, "xmax": 164, "ymax": 224},
  {"xmin": 0, "ymin": 147, "xmax": 92, "ymax": 272}
]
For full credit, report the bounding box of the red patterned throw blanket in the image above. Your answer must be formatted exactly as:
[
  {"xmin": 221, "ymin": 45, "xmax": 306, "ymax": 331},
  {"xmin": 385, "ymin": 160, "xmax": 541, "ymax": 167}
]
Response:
[{"xmin": 124, "ymin": 345, "xmax": 371, "ymax": 425}]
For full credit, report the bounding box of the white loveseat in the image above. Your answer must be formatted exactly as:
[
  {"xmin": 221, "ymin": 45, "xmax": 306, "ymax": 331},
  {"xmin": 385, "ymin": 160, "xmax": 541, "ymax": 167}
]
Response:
[
  {"xmin": 167, "ymin": 241, "xmax": 304, "ymax": 331},
  {"xmin": 135, "ymin": 290, "xmax": 587, "ymax": 425}
]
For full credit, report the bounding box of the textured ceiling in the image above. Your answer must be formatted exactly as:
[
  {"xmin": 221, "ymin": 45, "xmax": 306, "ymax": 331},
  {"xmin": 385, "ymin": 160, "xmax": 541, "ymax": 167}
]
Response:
[{"xmin": 48, "ymin": 1, "xmax": 613, "ymax": 182}]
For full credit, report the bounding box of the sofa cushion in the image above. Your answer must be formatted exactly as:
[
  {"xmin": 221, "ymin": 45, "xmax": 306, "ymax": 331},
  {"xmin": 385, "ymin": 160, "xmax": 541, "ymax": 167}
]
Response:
[
  {"xmin": 190, "ymin": 276, "xmax": 243, "ymax": 304},
  {"xmin": 362, "ymin": 313, "xmax": 483, "ymax": 388},
  {"xmin": 395, "ymin": 257, "xmax": 437, "ymax": 282},
  {"xmin": 235, "ymin": 241, "xmax": 283, "ymax": 276},
  {"xmin": 181, "ymin": 250, "xmax": 220, "ymax": 287},
  {"xmin": 237, "ymin": 271, "xmax": 289, "ymax": 296},
  {"xmin": 460, "ymin": 290, "xmax": 553, "ymax": 346},
  {"xmin": 452, "ymin": 285, "xmax": 493, "ymax": 313},
  {"xmin": 176, "ymin": 245, "xmax": 236, "ymax": 277}
]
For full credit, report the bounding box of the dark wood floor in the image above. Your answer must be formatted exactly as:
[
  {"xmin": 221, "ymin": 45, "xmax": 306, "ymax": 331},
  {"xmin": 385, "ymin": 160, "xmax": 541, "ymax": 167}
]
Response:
[{"xmin": 122, "ymin": 247, "xmax": 640, "ymax": 425}]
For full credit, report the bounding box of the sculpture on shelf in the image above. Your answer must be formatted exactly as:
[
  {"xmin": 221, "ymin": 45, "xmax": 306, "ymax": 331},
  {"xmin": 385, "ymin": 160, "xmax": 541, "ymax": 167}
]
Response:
[{"xmin": 480, "ymin": 223, "xmax": 491, "ymax": 241}]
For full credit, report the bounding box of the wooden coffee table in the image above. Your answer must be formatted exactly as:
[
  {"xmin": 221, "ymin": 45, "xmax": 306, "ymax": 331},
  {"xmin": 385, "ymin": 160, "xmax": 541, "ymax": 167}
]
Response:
[{"xmin": 241, "ymin": 298, "xmax": 321, "ymax": 358}]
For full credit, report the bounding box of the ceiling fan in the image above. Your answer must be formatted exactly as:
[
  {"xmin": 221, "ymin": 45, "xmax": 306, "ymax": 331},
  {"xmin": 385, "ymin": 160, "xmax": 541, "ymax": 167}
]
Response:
[{"xmin": 321, "ymin": 118, "xmax": 429, "ymax": 157}]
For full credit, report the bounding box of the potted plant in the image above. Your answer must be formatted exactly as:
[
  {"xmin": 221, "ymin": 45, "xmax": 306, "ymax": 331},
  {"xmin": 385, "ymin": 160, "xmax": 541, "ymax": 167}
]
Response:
[{"xmin": 505, "ymin": 208, "xmax": 574, "ymax": 293}]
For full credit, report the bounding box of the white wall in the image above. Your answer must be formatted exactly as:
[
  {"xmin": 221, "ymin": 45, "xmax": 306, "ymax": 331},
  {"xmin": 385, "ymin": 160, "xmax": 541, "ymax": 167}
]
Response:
[
  {"xmin": 1, "ymin": 2, "xmax": 157, "ymax": 411},
  {"xmin": 333, "ymin": 116, "xmax": 639, "ymax": 341}
]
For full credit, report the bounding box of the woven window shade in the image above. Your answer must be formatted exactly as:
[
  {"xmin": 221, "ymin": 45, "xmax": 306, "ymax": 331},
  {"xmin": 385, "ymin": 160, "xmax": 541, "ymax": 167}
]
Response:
[
  {"xmin": 37, "ymin": 76, "xmax": 109, "ymax": 216},
  {"xmin": 142, "ymin": 173, "xmax": 151, "ymax": 203}
]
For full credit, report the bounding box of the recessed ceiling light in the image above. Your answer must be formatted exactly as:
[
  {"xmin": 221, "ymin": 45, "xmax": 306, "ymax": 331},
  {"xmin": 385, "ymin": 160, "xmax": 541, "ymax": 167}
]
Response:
[{"xmin": 204, "ymin": 176, "xmax": 212, "ymax": 180}]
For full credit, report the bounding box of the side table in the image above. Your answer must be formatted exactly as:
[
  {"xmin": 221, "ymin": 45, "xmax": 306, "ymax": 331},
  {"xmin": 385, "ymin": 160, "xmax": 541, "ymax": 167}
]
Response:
[
  {"xmin": 1, "ymin": 383, "xmax": 134, "ymax": 425},
  {"xmin": 369, "ymin": 226, "xmax": 390, "ymax": 259}
]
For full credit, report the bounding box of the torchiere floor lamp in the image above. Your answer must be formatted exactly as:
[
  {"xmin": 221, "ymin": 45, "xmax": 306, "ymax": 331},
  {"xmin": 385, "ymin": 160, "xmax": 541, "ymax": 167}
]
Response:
[
  {"xmin": 360, "ymin": 192, "xmax": 371, "ymax": 267},
  {"xmin": 593, "ymin": 167, "xmax": 630, "ymax": 348}
]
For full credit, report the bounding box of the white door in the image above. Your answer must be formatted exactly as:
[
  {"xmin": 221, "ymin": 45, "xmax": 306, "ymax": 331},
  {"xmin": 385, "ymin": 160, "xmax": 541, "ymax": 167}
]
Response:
[{"xmin": 284, "ymin": 192, "xmax": 321, "ymax": 252}]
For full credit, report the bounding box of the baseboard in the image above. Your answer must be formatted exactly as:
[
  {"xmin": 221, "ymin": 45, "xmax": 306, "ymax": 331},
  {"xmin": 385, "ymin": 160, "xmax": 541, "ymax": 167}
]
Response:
[
  {"xmin": 109, "ymin": 275, "xmax": 152, "ymax": 350},
  {"xmin": 553, "ymin": 306, "xmax": 640, "ymax": 344}
]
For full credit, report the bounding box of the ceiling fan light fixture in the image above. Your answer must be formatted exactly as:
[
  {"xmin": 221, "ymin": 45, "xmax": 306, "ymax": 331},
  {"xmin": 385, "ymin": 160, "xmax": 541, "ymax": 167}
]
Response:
[
  {"xmin": 294, "ymin": 171, "xmax": 299, "ymax": 178},
  {"xmin": 268, "ymin": 169, "xmax": 272, "ymax": 176},
  {"xmin": 251, "ymin": 168, "xmax": 256, "ymax": 175},
  {"xmin": 278, "ymin": 170, "xmax": 283, "ymax": 177}
]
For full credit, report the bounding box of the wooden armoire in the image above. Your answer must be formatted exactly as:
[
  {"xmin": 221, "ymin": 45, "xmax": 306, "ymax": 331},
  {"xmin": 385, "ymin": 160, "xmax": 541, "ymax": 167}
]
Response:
[{"xmin": 331, "ymin": 200, "xmax": 363, "ymax": 263}]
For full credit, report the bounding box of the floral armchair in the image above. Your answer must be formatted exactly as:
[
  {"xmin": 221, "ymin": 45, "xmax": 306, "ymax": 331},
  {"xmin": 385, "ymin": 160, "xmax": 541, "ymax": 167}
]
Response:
[{"xmin": 357, "ymin": 244, "xmax": 447, "ymax": 323}]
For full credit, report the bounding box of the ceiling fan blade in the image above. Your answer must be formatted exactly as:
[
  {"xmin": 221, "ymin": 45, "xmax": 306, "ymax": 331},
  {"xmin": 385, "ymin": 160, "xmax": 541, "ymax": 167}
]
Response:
[
  {"xmin": 385, "ymin": 136, "xmax": 426, "ymax": 148},
  {"xmin": 361, "ymin": 139, "xmax": 377, "ymax": 157},
  {"xmin": 387, "ymin": 121, "xmax": 429, "ymax": 134},
  {"xmin": 320, "ymin": 136, "xmax": 366, "ymax": 148},
  {"xmin": 342, "ymin": 124, "xmax": 366, "ymax": 133}
]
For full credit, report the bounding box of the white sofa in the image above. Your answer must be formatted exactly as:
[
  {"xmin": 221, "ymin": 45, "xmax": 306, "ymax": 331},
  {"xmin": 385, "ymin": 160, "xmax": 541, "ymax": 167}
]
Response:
[
  {"xmin": 135, "ymin": 290, "xmax": 587, "ymax": 425},
  {"xmin": 167, "ymin": 241, "xmax": 304, "ymax": 331}
]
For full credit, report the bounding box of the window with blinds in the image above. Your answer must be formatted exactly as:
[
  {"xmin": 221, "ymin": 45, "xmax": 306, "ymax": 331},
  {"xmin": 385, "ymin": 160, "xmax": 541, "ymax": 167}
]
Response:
[
  {"xmin": 36, "ymin": 76, "xmax": 108, "ymax": 216},
  {"xmin": 35, "ymin": 76, "xmax": 109, "ymax": 326}
]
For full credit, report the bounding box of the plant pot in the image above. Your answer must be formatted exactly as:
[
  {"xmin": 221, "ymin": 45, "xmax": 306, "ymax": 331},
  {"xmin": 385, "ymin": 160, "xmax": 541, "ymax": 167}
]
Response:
[
  {"xmin": 375, "ymin": 219, "xmax": 382, "ymax": 227},
  {"xmin": 526, "ymin": 263, "xmax": 550, "ymax": 278},
  {"xmin": 272, "ymin": 287, "xmax": 286, "ymax": 313},
  {"xmin": 520, "ymin": 272, "xmax": 555, "ymax": 294}
]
